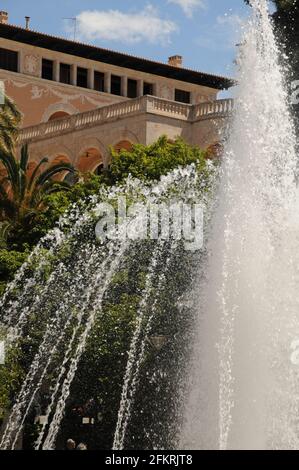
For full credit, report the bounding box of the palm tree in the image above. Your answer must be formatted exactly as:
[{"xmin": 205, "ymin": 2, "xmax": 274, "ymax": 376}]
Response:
[
  {"xmin": 0, "ymin": 144, "xmax": 75, "ymax": 223},
  {"xmin": 0, "ymin": 95, "xmax": 21, "ymax": 153}
]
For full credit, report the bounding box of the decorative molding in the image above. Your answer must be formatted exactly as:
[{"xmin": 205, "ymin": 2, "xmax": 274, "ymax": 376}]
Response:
[
  {"xmin": 2, "ymin": 77, "xmax": 112, "ymax": 108},
  {"xmin": 23, "ymin": 54, "xmax": 40, "ymax": 77},
  {"xmin": 159, "ymin": 84, "xmax": 173, "ymax": 101}
]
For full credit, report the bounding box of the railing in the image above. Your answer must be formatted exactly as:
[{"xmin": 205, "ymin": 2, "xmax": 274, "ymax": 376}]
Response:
[
  {"xmin": 145, "ymin": 96, "xmax": 192, "ymax": 120},
  {"xmin": 18, "ymin": 96, "xmax": 234, "ymax": 144},
  {"xmin": 19, "ymin": 97, "xmax": 146, "ymax": 143},
  {"xmin": 192, "ymin": 98, "xmax": 234, "ymax": 121}
]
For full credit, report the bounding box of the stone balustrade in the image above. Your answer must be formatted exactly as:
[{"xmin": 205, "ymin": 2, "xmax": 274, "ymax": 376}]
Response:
[
  {"xmin": 145, "ymin": 96, "xmax": 192, "ymax": 120},
  {"xmin": 18, "ymin": 96, "xmax": 234, "ymax": 144},
  {"xmin": 192, "ymin": 98, "xmax": 234, "ymax": 120}
]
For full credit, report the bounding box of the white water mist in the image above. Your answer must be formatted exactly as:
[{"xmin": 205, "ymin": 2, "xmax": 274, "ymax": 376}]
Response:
[{"xmin": 181, "ymin": 0, "xmax": 299, "ymax": 450}]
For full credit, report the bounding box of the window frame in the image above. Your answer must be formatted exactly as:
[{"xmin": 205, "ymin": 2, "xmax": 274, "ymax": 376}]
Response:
[
  {"xmin": 175, "ymin": 88, "xmax": 191, "ymax": 104},
  {"xmin": 111, "ymin": 75, "xmax": 122, "ymax": 96},
  {"xmin": 42, "ymin": 58, "xmax": 54, "ymax": 81},
  {"xmin": 143, "ymin": 82, "xmax": 154, "ymax": 96},
  {"xmin": 94, "ymin": 71, "xmax": 105, "ymax": 92},
  {"xmin": 60, "ymin": 63, "xmax": 71, "ymax": 85},
  {"xmin": 127, "ymin": 78, "xmax": 138, "ymax": 99},
  {"xmin": 77, "ymin": 66, "xmax": 88, "ymax": 88},
  {"xmin": 0, "ymin": 47, "xmax": 18, "ymax": 73}
]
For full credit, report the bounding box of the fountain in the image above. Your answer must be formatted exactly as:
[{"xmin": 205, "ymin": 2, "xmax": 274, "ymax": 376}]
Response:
[
  {"xmin": 0, "ymin": 163, "xmax": 215, "ymax": 450},
  {"xmin": 1, "ymin": 0, "xmax": 298, "ymax": 451},
  {"xmin": 180, "ymin": 0, "xmax": 299, "ymax": 451}
]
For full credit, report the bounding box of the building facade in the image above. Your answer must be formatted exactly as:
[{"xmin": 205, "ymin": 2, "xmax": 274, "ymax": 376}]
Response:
[{"xmin": 0, "ymin": 11, "xmax": 234, "ymax": 173}]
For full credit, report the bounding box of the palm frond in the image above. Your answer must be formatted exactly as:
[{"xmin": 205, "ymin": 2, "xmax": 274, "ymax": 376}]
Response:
[
  {"xmin": 0, "ymin": 221, "xmax": 12, "ymax": 248},
  {"xmin": 27, "ymin": 157, "xmax": 49, "ymax": 194},
  {"xmin": 0, "ymin": 199, "xmax": 17, "ymax": 220},
  {"xmin": 35, "ymin": 163, "xmax": 74, "ymax": 187},
  {"xmin": 20, "ymin": 144, "xmax": 29, "ymax": 172},
  {"xmin": 0, "ymin": 151, "xmax": 19, "ymax": 193}
]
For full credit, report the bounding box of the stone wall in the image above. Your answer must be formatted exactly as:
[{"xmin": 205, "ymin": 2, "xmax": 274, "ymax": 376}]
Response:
[
  {"xmin": 0, "ymin": 37, "xmax": 219, "ymax": 128},
  {"xmin": 17, "ymin": 96, "xmax": 233, "ymax": 170}
]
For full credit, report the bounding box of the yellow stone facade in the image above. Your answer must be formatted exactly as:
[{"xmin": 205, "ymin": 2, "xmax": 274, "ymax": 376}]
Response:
[{"xmin": 0, "ymin": 14, "xmax": 234, "ymax": 173}]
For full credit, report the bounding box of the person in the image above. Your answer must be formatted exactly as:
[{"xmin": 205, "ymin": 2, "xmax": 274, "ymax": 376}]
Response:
[
  {"xmin": 76, "ymin": 442, "xmax": 87, "ymax": 450},
  {"xmin": 66, "ymin": 439, "xmax": 76, "ymax": 450}
]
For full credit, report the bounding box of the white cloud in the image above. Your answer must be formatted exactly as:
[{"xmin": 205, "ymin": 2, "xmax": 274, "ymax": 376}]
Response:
[
  {"xmin": 168, "ymin": 0, "xmax": 205, "ymax": 18},
  {"xmin": 76, "ymin": 6, "xmax": 178, "ymax": 46}
]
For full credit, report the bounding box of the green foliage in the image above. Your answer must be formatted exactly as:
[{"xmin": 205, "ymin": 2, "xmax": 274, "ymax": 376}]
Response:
[
  {"xmin": 0, "ymin": 95, "xmax": 21, "ymax": 154},
  {"xmin": 0, "ymin": 137, "xmax": 215, "ymax": 448},
  {"xmin": 3, "ymin": 137, "xmax": 210, "ymax": 253},
  {"xmin": 109, "ymin": 135, "xmax": 207, "ymax": 183},
  {"xmin": 0, "ymin": 249, "xmax": 28, "ymax": 296},
  {"xmin": 63, "ymin": 294, "xmax": 140, "ymax": 449},
  {"xmin": 0, "ymin": 343, "xmax": 25, "ymax": 422}
]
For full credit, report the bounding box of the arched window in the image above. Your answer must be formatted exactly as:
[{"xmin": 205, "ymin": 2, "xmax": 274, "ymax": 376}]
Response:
[{"xmin": 77, "ymin": 148, "xmax": 103, "ymax": 173}]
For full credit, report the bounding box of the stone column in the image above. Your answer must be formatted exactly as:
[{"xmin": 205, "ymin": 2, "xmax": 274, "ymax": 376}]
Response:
[
  {"xmin": 70, "ymin": 64, "xmax": 77, "ymax": 86},
  {"xmin": 18, "ymin": 50, "xmax": 23, "ymax": 74},
  {"xmin": 121, "ymin": 76, "xmax": 128, "ymax": 97},
  {"xmin": 104, "ymin": 71, "xmax": 111, "ymax": 94},
  {"xmin": 137, "ymin": 79, "xmax": 144, "ymax": 97},
  {"xmin": 88, "ymin": 68, "xmax": 94, "ymax": 89},
  {"xmin": 53, "ymin": 60, "xmax": 60, "ymax": 82}
]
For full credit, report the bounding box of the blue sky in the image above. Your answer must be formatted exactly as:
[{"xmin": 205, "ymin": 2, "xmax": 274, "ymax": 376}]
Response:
[{"xmin": 0, "ymin": 0, "xmax": 271, "ymax": 78}]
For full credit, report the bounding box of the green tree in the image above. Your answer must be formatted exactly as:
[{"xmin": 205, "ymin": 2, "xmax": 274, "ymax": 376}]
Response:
[
  {"xmin": 0, "ymin": 95, "xmax": 21, "ymax": 154},
  {"xmin": 0, "ymin": 144, "xmax": 75, "ymax": 224},
  {"xmin": 109, "ymin": 135, "xmax": 208, "ymax": 183}
]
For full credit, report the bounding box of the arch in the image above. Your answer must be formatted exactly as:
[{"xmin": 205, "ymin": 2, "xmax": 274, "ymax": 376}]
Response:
[
  {"xmin": 77, "ymin": 147, "xmax": 103, "ymax": 174},
  {"xmin": 94, "ymin": 162, "xmax": 104, "ymax": 175},
  {"xmin": 29, "ymin": 143, "xmax": 73, "ymax": 167},
  {"xmin": 46, "ymin": 145, "xmax": 73, "ymax": 166},
  {"xmin": 75, "ymin": 136, "xmax": 109, "ymax": 169},
  {"xmin": 41, "ymin": 103, "xmax": 79, "ymax": 123},
  {"xmin": 108, "ymin": 130, "xmax": 139, "ymax": 165},
  {"xmin": 50, "ymin": 154, "xmax": 72, "ymax": 182},
  {"xmin": 48, "ymin": 111, "xmax": 71, "ymax": 121},
  {"xmin": 113, "ymin": 129, "xmax": 139, "ymax": 146},
  {"xmin": 114, "ymin": 140, "xmax": 133, "ymax": 153}
]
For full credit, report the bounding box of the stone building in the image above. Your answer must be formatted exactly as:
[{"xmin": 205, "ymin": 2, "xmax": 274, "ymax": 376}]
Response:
[{"xmin": 0, "ymin": 11, "xmax": 234, "ymax": 173}]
